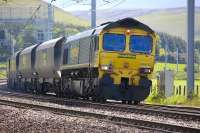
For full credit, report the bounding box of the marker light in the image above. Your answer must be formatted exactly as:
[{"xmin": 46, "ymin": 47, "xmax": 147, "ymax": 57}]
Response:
[
  {"xmin": 101, "ymin": 64, "xmax": 113, "ymax": 73},
  {"xmin": 140, "ymin": 68, "xmax": 151, "ymax": 74},
  {"xmin": 101, "ymin": 65, "xmax": 109, "ymax": 71},
  {"xmin": 126, "ymin": 29, "xmax": 131, "ymax": 34}
]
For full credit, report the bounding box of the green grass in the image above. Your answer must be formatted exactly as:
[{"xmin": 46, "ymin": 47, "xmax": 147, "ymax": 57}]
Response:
[
  {"xmin": 159, "ymin": 96, "xmax": 187, "ymax": 105},
  {"xmin": 137, "ymin": 8, "xmax": 200, "ymax": 40},
  {"xmin": 154, "ymin": 62, "xmax": 200, "ymax": 79},
  {"xmin": 185, "ymin": 97, "xmax": 200, "ymax": 106},
  {"xmin": 0, "ymin": 62, "xmax": 6, "ymax": 79},
  {"xmin": 148, "ymin": 62, "xmax": 200, "ymax": 106},
  {"xmin": 0, "ymin": 71, "xmax": 6, "ymax": 79},
  {"xmin": 174, "ymin": 80, "xmax": 200, "ymax": 86},
  {"xmin": 154, "ymin": 62, "xmax": 186, "ymax": 72},
  {"xmin": 0, "ymin": 62, "xmax": 6, "ymax": 68},
  {"xmin": 146, "ymin": 95, "xmax": 200, "ymax": 106}
]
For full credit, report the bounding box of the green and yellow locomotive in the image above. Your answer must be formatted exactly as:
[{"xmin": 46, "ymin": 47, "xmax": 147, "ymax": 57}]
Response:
[
  {"xmin": 7, "ymin": 18, "xmax": 157, "ymax": 104},
  {"xmin": 61, "ymin": 18, "xmax": 157, "ymax": 103}
]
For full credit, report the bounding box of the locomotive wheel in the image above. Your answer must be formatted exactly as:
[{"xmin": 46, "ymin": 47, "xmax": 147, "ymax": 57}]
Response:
[
  {"xmin": 127, "ymin": 100, "xmax": 132, "ymax": 105},
  {"xmin": 12, "ymin": 81, "xmax": 16, "ymax": 90},
  {"xmin": 33, "ymin": 79, "xmax": 39, "ymax": 94},
  {"xmin": 41, "ymin": 83, "xmax": 48, "ymax": 95},
  {"xmin": 36, "ymin": 85, "xmax": 40, "ymax": 94},
  {"xmin": 93, "ymin": 97, "xmax": 106, "ymax": 103},
  {"xmin": 32, "ymin": 83, "xmax": 36, "ymax": 94},
  {"xmin": 55, "ymin": 91, "xmax": 60, "ymax": 97},
  {"xmin": 122, "ymin": 100, "xmax": 126, "ymax": 104},
  {"xmin": 23, "ymin": 82, "xmax": 27, "ymax": 92},
  {"xmin": 54, "ymin": 80, "xmax": 62, "ymax": 97},
  {"xmin": 55, "ymin": 88, "xmax": 62, "ymax": 97},
  {"xmin": 133, "ymin": 101, "xmax": 140, "ymax": 105},
  {"xmin": 83, "ymin": 97, "xmax": 89, "ymax": 100},
  {"xmin": 100, "ymin": 98, "xmax": 106, "ymax": 103},
  {"xmin": 94, "ymin": 98, "xmax": 100, "ymax": 102},
  {"xmin": 55, "ymin": 88, "xmax": 63, "ymax": 97},
  {"xmin": 36, "ymin": 83, "xmax": 42, "ymax": 95},
  {"xmin": 92, "ymin": 97, "xmax": 97, "ymax": 102}
]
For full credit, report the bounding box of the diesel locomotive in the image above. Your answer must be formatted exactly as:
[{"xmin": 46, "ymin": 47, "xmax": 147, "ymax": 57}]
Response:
[{"xmin": 7, "ymin": 18, "xmax": 157, "ymax": 104}]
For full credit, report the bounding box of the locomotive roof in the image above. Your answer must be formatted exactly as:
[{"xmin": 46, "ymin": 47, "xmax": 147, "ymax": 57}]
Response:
[
  {"xmin": 37, "ymin": 37, "xmax": 65, "ymax": 51},
  {"xmin": 101, "ymin": 17, "xmax": 154, "ymax": 33},
  {"xmin": 67, "ymin": 29, "xmax": 95, "ymax": 42},
  {"xmin": 20, "ymin": 44, "xmax": 38, "ymax": 55},
  {"xmin": 66, "ymin": 17, "xmax": 154, "ymax": 42}
]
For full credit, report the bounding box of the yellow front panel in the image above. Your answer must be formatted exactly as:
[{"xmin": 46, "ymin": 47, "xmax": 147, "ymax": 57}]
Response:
[{"xmin": 98, "ymin": 27, "xmax": 156, "ymax": 86}]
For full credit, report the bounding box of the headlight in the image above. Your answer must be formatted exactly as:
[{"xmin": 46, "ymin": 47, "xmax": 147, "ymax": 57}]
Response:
[
  {"xmin": 57, "ymin": 70, "xmax": 61, "ymax": 78},
  {"xmin": 101, "ymin": 64, "xmax": 113, "ymax": 73},
  {"xmin": 140, "ymin": 68, "xmax": 151, "ymax": 74},
  {"xmin": 33, "ymin": 72, "xmax": 37, "ymax": 76},
  {"xmin": 101, "ymin": 65, "xmax": 109, "ymax": 71}
]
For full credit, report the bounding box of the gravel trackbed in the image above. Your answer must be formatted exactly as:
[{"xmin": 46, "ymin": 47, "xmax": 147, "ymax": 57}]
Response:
[{"xmin": 0, "ymin": 105, "xmax": 153, "ymax": 133}]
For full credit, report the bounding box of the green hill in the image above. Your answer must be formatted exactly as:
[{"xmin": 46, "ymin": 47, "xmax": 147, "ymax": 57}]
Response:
[
  {"xmin": 71, "ymin": 8, "xmax": 200, "ymax": 40},
  {"xmin": 54, "ymin": 7, "xmax": 89, "ymax": 27},
  {"xmin": 0, "ymin": 0, "xmax": 89, "ymax": 27},
  {"xmin": 136, "ymin": 8, "xmax": 200, "ymax": 40}
]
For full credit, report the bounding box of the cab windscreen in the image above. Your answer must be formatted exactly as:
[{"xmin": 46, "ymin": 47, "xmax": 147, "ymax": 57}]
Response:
[
  {"xmin": 129, "ymin": 35, "xmax": 152, "ymax": 54},
  {"xmin": 103, "ymin": 33, "xmax": 125, "ymax": 51}
]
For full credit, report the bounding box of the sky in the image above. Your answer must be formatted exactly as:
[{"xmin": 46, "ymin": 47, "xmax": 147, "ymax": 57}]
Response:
[{"xmin": 43, "ymin": 0, "xmax": 200, "ymax": 11}]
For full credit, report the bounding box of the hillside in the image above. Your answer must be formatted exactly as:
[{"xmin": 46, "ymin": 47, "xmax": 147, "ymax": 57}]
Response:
[
  {"xmin": 54, "ymin": 7, "xmax": 89, "ymax": 27},
  {"xmin": 0, "ymin": 0, "xmax": 89, "ymax": 27},
  {"xmin": 137, "ymin": 8, "xmax": 200, "ymax": 40},
  {"xmin": 72, "ymin": 9, "xmax": 154, "ymax": 24},
  {"xmin": 72, "ymin": 8, "xmax": 200, "ymax": 40}
]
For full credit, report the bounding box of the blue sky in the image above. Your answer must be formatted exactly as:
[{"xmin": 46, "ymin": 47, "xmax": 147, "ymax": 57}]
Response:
[{"xmin": 44, "ymin": 0, "xmax": 200, "ymax": 11}]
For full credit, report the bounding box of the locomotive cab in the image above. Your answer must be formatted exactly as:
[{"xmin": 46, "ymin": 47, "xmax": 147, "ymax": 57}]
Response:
[
  {"xmin": 95, "ymin": 18, "xmax": 157, "ymax": 102},
  {"xmin": 98, "ymin": 27, "xmax": 156, "ymax": 102},
  {"xmin": 61, "ymin": 18, "xmax": 157, "ymax": 103}
]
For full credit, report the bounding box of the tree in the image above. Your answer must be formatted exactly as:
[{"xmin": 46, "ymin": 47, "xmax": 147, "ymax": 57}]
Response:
[
  {"xmin": 157, "ymin": 32, "xmax": 187, "ymax": 63},
  {"xmin": 53, "ymin": 23, "xmax": 86, "ymax": 38},
  {"xmin": 15, "ymin": 24, "xmax": 37, "ymax": 49}
]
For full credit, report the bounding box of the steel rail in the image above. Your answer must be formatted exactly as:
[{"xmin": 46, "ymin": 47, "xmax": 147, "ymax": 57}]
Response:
[
  {"xmin": 0, "ymin": 89, "xmax": 200, "ymax": 122},
  {"xmin": 0, "ymin": 78, "xmax": 7, "ymax": 83},
  {"xmin": 0, "ymin": 98, "xmax": 199, "ymax": 133},
  {"xmin": 143, "ymin": 103, "xmax": 200, "ymax": 112}
]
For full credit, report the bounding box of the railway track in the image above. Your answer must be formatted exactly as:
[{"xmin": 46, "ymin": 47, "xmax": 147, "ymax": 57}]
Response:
[
  {"xmin": 0, "ymin": 78, "xmax": 7, "ymax": 83},
  {"xmin": 1, "ymin": 80, "xmax": 200, "ymax": 121},
  {"xmin": 0, "ymin": 98, "xmax": 199, "ymax": 133},
  {"xmin": 0, "ymin": 78, "xmax": 7, "ymax": 87},
  {"xmin": 143, "ymin": 103, "xmax": 200, "ymax": 113},
  {"xmin": 0, "ymin": 88, "xmax": 200, "ymax": 122}
]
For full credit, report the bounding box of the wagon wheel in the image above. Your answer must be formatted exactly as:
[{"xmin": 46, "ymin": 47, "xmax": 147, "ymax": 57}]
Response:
[
  {"xmin": 122, "ymin": 100, "xmax": 126, "ymax": 104},
  {"xmin": 133, "ymin": 101, "xmax": 140, "ymax": 105},
  {"xmin": 127, "ymin": 100, "xmax": 132, "ymax": 105}
]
